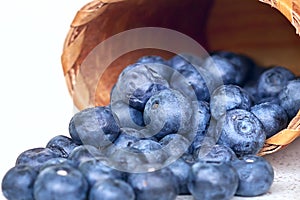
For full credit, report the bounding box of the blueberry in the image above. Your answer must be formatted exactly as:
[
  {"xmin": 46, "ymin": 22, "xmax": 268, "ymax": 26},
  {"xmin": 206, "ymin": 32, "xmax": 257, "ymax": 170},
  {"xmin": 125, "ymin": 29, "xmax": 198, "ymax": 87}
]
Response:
[
  {"xmin": 188, "ymin": 100, "xmax": 211, "ymax": 153},
  {"xmin": 169, "ymin": 63, "xmax": 211, "ymax": 102},
  {"xmin": 110, "ymin": 100, "xmax": 145, "ymax": 129},
  {"xmin": 203, "ymin": 54, "xmax": 244, "ymax": 85},
  {"xmin": 33, "ymin": 164, "xmax": 88, "ymax": 200},
  {"xmin": 167, "ymin": 54, "xmax": 192, "ymax": 70},
  {"xmin": 78, "ymin": 157, "xmax": 124, "ymax": 187},
  {"xmin": 257, "ymin": 66, "xmax": 295, "ymax": 99},
  {"xmin": 136, "ymin": 55, "xmax": 174, "ymax": 81},
  {"xmin": 46, "ymin": 135, "xmax": 78, "ymax": 158},
  {"xmin": 114, "ymin": 64, "xmax": 169, "ymax": 111},
  {"xmin": 15, "ymin": 147, "xmax": 60, "ymax": 171},
  {"xmin": 278, "ymin": 79, "xmax": 300, "ymax": 119},
  {"xmin": 130, "ymin": 139, "xmax": 169, "ymax": 164},
  {"xmin": 112, "ymin": 128, "xmax": 143, "ymax": 148},
  {"xmin": 68, "ymin": 145, "xmax": 105, "ymax": 167},
  {"xmin": 211, "ymin": 51, "xmax": 255, "ymax": 85},
  {"xmin": 143, "ymin": 88, "xmax": 193, "ymax": 140},
  {"xmin": 216, "ymin": 109, "xmax": 266, "ymax": 157},
  {"xmin": 39, "ymin": 157, "xmax": 77, "ymax": 172},
  {"xmin": 167, "ymin": 53, "xmax": 204, "ymax": 71},
  {"xmin": 68, "ymin": 106, "xmax": 120, "ymax": 148},
  {"xmin": 188, "ymin": 160, "xmax": 239, "ymax": 200},
  {"xmin": 210, "ymin": 84, "xmax": 252, "ymax": 120},
  {"xmin": 167, "ymin": 158, "xmax": 191, "ymax": 195},
  {"xmin": 231, "ymin": 155, "xmax": 274, "ymax": 197},
  {"xmin": 194, "ymin": 144, "xmax": 237, "ymax": 162},
  {"xmin": 251, "ymin": 102, "xmax": 288, "ymax": 138},
  {"xmin": 127, "ymin": 168, "xmax": 179, "ymax": 200},
  {"xmin": 105, "ymin": 145, "xmax": 149, "ymax": 173},
  {"xmin": 89, "ymin": 178, "xmax": 135, "ymax": 200},
  {"xmin": 159, "ymin": 133, "xmax": 191, "ymax": 159},
  {"xmin": 2, "ymin": 165, "xmax": 38, "ymax": 200}
]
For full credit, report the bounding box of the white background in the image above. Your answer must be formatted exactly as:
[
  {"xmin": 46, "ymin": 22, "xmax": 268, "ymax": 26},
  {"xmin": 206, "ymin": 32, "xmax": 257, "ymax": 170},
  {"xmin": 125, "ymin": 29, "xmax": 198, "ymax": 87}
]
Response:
[{"xmin": 0, "ymin": 1, "xmax": 89, "ymax": 199}]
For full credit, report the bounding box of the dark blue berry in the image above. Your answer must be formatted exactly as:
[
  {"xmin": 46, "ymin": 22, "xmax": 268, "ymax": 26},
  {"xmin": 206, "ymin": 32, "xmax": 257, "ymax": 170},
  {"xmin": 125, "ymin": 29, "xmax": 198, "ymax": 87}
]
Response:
[
  {"xmin": 2, "ymin": 165, "xmax": 38, "ymax": 200},
  {"xmin": 159, "ymin": 133, "xmax": 191, "ymax": 159},
  {"xmin": 167, "ymin": 53, "xmax": 204, "ymax": 71},
  {"xmin": 114, "ymin": 64, "xmax": 169, "ymax": 111},
  {"xmin": 104, "ymin": 145, "xmax": 149, "ymax": 173},
  {"xmin": 204, "ymin": 54, "xmax": 244, "ymax": 85},
  {"xmin": 211, "ymin": 51, "xmax": 256, "ymax": 85},
  {"xmin": 130, "ymin": 139, "xmax": 169, "ymax": 164},
  {"xmin": 231, "ymin": 155, "xmax": 274, "ymax": 197},
  {"xmin": 188, "ymin": 160, "xmax": 239, "ymax": 200},
  {"xmin": 127, "ymin": 168, "xmax": 179, "ymax": 200},
  {"xmin": 110, "ymin": 100, "xmax": 145, "ymax": 129},
  {"xmin": 143, "ymin": 88, "xmax": 193, "ymax": 140},
  {"xmin": 112, "ymin": 128, "xmax": 142, "ymax": 148},
  {"xmin": 78, "ymin": 158, "xmax": 124, "ymax": 187},
  {"xmin": 46, "ymin": 135, "xmax": 78, "ymax": 158},
  {"xmin": 136, "ymin": 55, "xmax": 174, "ymax": 81},
  {"xmin": 210, "ymin": 84, "xmax": 252, "ymax": 120},
  {"xmin": 89, "ymin": 178, "xmax": 135, "ymax": 200},
  {"xmin": 251, "ymin": 102, "xmax": 288, "ymax": 138},
  {"xmin": 216, "ymin": 109, "xmax": 266, "ymax": 157},
  {"xmin": 278, "ymin": 79, "xmax": 300, "ymax": 119},
  {"xmin": 188, "ymin": 101, "xmax": 211, "ymax": 154},
  {"xmin": 15, "ymin": 147, "xmax": 60, "ymax": 171},
  {"xmin": 170, "ymin": 63, "xmax": 211, "ymax": 102},
  {"xmin": 39, "ymin": 157, "xmax": 76, "ymax": 172},
  {"xmin": 68, "ymin": 106, "xmax": 120, "ymax": 148},
  {"xmin": 194, "ymin": 144, "xmax": 237, "ymax": 162},
  {"xmin": 68, "ymin": 145, "xmax": 105, "ymax": 167},
  {"xmin": 257, "ymin": 66, "xmax": 295, "ymax": 99},
  {"xmin": 167, "ymin": 158, "xmax": 191, "ymax": 195},
  {"xmin": 33, "ymin": 164, "xmax": 88, "ymax": 200}
]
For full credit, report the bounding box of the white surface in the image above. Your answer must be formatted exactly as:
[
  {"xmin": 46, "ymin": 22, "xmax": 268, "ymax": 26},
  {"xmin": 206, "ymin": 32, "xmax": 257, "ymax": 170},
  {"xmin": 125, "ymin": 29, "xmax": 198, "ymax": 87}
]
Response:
[
  {"xmin": 0, "ymin": 1, "xmax": 89, "ymax": 199},
  {"xmin": 0, "ymin": 1, "xmax": 299, "ymax": 200}
]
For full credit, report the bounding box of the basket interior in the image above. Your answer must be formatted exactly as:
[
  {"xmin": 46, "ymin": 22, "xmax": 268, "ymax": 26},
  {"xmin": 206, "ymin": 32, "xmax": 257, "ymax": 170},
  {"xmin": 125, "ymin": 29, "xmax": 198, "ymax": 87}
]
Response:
[{"xmin": 67, "ymin": 0, "xmax": 300, "ymax": 108}]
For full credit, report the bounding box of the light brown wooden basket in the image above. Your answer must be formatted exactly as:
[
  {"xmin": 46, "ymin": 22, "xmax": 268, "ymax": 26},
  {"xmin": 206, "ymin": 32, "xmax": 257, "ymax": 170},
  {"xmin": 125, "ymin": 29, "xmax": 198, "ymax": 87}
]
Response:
[{"xmin": 61, "ymin": 0, "xmax": 300, "ymax": 156}]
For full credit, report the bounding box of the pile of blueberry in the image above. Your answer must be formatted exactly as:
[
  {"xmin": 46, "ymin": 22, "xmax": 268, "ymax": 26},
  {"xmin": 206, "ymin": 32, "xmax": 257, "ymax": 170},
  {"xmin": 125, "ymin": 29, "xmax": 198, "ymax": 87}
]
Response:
[{"xmin": 2, "ymin": 51, "xmax": 300, "ymax": 200}]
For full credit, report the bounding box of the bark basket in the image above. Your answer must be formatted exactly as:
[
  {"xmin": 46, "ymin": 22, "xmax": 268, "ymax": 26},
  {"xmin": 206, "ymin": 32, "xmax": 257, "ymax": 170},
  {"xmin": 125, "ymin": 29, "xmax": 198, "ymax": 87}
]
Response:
[{"xmin": 61, "ymin": 0, "xmax": 300, "ymax": 156}]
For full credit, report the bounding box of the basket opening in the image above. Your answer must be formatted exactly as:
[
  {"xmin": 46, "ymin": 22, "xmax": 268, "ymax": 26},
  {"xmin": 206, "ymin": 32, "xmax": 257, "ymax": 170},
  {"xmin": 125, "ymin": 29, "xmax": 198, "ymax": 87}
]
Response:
[{"xmin": 66, "ymin": 0, "xmax": 300, "ymax": 109}]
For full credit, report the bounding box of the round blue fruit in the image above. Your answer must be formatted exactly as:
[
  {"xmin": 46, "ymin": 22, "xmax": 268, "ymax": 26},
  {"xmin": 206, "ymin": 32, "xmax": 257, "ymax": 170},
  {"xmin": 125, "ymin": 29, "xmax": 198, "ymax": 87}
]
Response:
[
  {"xmin": 15, "ymin": 147, "xmax": 60, "ymax": 171},
  {"xmin": 68, "ymin": 106, "xmax": 120, "ymax": 148},
  {"xmin": 251, "ymin": 102, "xmax": 288, "ymax": 138},
  {"xmin": 187, "ymin": 160, "xmax": 239, "ymax": 200},
  {"xmin": 216, "ymin": 109, "xmax": 266, "ymax": 157},
  {"xmin": 33, "ymin": 164, "xmax": 88, "ymax": 200},
  {"xmin": 114, "ymin": 63, "xmax": 169, "ymax": 111},
  {"xmin": 46, "ymin": 135, "xmax": 78, "ymax": 158},
  {"xmin": 78, "ymin": 157, "xmax": 124, "ymax": 187},
  {"xmin": 89, "ymin": 178, "xmax": 135, "ymax": 200},
  {"xmin": 194, "ymin": 144, "xmax": 237, "ymax": 163},
  {"xmin": 68, "ymin": 145, "xmax": 105, "ymax": 167},
  {"xmin": 257, "ymin": 66, "xmax": 295, "ymax": 99},
  {"xmin": 2, "ymin": 165, "xmax": 38, "ymax": 200},
  {"xmin": 210, "ymin": 84, "xmax": 252, "ymax": 120},
  {"xmin": 231, "ymin": 155, "xmax": 274, "ymax": 197},
  {"xmin": 278, "ymin": 79, "xmax": 300, "ymax": 119},
  {"xmin": 143, "ymin": 88, "xmax": 193, "ymax": 140},
  {"xmin": 210, "ymin": 51, "xmax": 256, "ymax": 85},
  {"xmin": 127, "ymin": 168, "xmax": 179, "ymax": 200}
]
